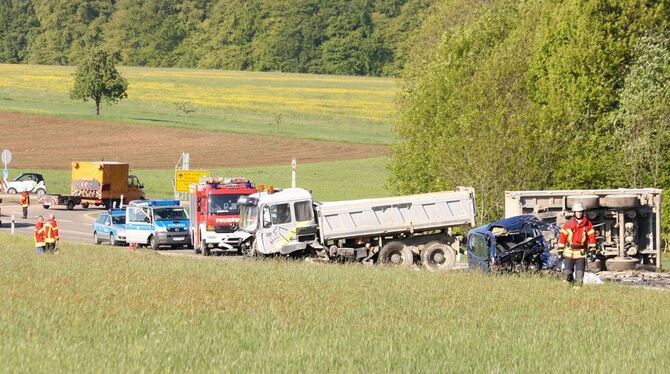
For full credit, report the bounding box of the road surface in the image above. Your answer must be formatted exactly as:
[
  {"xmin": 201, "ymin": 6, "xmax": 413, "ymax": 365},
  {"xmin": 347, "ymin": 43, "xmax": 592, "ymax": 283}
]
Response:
[{"xmin": 0, "ymin": 202, "xmax": 205, "ymax": 257}]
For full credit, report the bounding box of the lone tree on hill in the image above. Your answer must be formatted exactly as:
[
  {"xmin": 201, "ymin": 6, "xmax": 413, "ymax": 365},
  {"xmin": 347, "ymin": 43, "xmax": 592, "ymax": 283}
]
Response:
[{"xmin": 70, "ymin": 49, "xmax": 128, "ymax": 115}]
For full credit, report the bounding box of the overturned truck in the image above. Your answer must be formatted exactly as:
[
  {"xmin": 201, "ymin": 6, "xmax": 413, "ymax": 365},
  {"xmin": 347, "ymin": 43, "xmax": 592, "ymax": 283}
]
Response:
[{"xmin": 504, "ymin": 189, "xmax": 663, "ymax": 271}]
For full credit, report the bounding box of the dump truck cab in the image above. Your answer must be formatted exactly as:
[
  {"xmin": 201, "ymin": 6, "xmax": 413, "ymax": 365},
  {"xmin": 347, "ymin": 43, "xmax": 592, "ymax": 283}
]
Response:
[
  {"xmin": 238, "ymin": 187, "xmax": 317, "ymax": 255},
  {"xmin": 125, "ymin": 199, "xmax": 191, "ymax": 250}
]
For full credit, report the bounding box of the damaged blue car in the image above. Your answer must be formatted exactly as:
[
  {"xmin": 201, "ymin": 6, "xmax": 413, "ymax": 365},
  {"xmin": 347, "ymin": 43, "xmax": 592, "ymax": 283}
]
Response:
[{"xmin": 467, "ymin": 215, "xmax": 560, "ymax": 272}]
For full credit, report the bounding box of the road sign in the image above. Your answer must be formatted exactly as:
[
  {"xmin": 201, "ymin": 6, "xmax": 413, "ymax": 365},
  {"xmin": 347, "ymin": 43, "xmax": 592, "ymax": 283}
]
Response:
[
  {"xmin": 1, "ymin": 149, "xmax": 11, "ymax": 165},
  {"xmin": 175, "ymin": 169, "xmax": 209, "ymax": 192},
  {"xmin": 2, "ymin": 169, "xmax": 8, "ymax": 180}
]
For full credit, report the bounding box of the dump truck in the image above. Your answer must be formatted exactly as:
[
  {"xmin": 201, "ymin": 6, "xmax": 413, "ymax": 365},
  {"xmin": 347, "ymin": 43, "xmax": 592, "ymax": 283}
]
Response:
[
  {"xmin": 505, "ymin": 189, "xmax": 663, "ymax": 271},
  {"xmin": 41, "ymin": 162, "xmax": 145, "ymax": 210},
  {"xmin": 238, "ymin": 186, "xmax": 476, "ymax": 270}
]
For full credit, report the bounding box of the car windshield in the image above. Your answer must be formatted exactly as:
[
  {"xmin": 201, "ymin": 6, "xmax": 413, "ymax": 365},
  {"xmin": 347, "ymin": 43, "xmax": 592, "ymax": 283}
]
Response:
[
  {"xmin": 153, "ymin": 207, "xmax": 188, "ymax": 221},
  {"xmin": 112, "ymin": 215, "xmax": 126, "ymax": 225},
  {"xmin": 208, "ymin": 194, "xmax": 242, "ymax": 214},
  {"xmin": 239, "ymin": 205, "xmax": 258, "ymax": 232}
]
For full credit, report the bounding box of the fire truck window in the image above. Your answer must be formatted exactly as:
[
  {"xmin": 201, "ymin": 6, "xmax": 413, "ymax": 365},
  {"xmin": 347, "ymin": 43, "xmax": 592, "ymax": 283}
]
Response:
[
  {"xmin": 208, "ymin": 194, "xmax": 241, "ymax": 214},
  {"xmin": 294, "ymin": 201, "xmax": 312, "ymax": 222},
  {"xmin": 271, "ymin": 203, "xmax": 291, "ymax": 225}
]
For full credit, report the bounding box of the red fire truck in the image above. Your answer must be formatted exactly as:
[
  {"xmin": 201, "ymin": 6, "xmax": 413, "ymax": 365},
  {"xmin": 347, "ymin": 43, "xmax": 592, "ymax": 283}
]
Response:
[{"xmin": 189, "ymin": 177, "xmax": 257, "ymax": 256}]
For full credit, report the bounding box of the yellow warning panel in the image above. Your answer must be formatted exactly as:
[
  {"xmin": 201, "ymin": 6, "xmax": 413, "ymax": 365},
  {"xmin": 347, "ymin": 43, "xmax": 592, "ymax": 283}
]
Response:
[{"xmin": 175, "ymin": 170, "xmax": 209, "ymax": 192}]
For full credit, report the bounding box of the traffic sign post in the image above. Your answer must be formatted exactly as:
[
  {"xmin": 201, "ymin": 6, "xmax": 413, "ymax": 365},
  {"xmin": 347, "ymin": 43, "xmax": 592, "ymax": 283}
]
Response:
[
  {"xmin": 291, "ymin": 157, "xmax": 297, "ymax": 188},
  {"xmin": 2, "ymin": 149, "xmax": 11, "ymax": 183}
]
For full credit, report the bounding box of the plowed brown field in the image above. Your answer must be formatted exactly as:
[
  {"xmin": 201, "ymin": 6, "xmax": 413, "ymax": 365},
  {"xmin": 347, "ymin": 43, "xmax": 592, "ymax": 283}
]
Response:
[{"xmin": 0, "ymin": 112, "xmax": 387, "ymax": 169}]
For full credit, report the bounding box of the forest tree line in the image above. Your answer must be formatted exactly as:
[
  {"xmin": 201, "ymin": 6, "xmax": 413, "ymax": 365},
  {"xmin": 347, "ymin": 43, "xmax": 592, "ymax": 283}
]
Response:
[{"xmin": 0, "ymin": 0, "xmax": 433, "ymax": 76}]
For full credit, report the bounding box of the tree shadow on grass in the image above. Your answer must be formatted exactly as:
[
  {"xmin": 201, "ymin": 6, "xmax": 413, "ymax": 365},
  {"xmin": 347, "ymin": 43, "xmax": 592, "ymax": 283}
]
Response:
[{"xmin": 129, "ymin": 117, "xmax": 181, "ymax": 124}]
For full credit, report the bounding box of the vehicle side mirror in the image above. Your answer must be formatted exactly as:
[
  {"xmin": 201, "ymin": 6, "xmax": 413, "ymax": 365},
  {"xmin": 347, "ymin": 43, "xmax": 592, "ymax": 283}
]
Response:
[
  {"xmin": 106, "ymin": 221, "xmax": 111, "ymax": 226},
  {"xmin": 139, "ymin": 184, "xmax": 144, "ymax": 189}
]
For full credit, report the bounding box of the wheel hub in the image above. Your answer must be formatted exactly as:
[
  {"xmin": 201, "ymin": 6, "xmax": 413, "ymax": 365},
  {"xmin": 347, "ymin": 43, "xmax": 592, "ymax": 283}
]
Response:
[
  {"xmin": 390, "ymin": 253, "xmax": 402, "ymax": 264},
  {"xmin": 432, "ymin": 252, "xmax": 445, "ymax": 264}
]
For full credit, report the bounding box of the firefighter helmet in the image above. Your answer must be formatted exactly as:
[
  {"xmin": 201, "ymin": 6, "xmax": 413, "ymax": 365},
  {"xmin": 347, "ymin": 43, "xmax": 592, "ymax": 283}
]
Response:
[{"xmin": 572, "ymin": 202, "xmax": 585, "ymax": 212}]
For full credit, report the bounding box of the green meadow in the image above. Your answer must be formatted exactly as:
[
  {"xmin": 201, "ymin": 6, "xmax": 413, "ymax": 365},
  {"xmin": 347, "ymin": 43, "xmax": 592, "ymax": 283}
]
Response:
[
  {"xmin": 1, "ymin": 233, "xmax": 669, "ymax": 372},
  {"xmin": 0, "ymin": 64, "xmax": 395, "ymax": 144}
]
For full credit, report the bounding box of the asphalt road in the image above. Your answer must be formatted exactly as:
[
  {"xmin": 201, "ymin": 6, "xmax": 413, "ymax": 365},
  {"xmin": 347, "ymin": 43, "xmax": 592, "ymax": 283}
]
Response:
[
  {"xmin": 0, "ymin": 202, "xmax": 240, "ymax": 258},
  {"xmin": 0, "ymin": 203, "xmax": 100, "ymax": 244}
]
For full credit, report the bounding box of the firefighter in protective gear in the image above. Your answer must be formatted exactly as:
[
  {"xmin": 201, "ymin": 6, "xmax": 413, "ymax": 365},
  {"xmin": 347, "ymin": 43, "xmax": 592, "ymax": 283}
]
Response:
[
  {"xmin": 20, "ymin": 191, "xmax": 30, "ymax": 219},
  {"xmin": 44, "ymin": 214, "xmax": 59, "ymax": 253},
  {"xmin": 558, "ymin": 202, "xmax": 596, "ymax": 285},
  {"xmin": 34, "ymin": 216, "xmax": 45, "ymax": 254}
]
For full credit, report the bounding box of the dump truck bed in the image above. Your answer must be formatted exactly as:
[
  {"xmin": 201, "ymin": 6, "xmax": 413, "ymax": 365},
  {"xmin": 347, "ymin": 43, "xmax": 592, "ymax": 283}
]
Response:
[{"xmin": 317, "ymin": 187, "xmax": 476, "ymax": 241}]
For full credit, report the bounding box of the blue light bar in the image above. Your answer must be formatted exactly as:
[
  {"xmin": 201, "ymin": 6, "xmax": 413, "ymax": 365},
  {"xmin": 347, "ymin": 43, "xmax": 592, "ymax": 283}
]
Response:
[{"xmin": 148, "ymin": 200, "xmax": 181, "ymax": 207}]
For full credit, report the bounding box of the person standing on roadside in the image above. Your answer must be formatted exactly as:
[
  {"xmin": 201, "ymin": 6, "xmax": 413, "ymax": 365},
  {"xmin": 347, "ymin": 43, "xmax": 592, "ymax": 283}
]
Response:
[
  {"xmin": 34, "ymin": 216, "xmax": 45, "ymax": 254},
  {"xmin": 44, "ymin": 214, "xmax": 59, "ymax": 253},
  {"xmin": 20, "ymin": 191, "xmax": 30, "ymax": 219},
  {"xmin": 557, "ymin": 203, "xmax": 596, "ymax": 286}
]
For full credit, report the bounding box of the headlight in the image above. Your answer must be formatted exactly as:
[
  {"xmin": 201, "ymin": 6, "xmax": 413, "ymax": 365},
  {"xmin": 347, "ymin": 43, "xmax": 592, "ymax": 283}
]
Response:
[
  {"xmin": 206, "ymin": 225, "xmax": 215, "ymax": 231},
  {"xmin": 118, "ymin": 230, "xmax": 126, "ymax": 237},
  {"xmin": 155, "ymin": 226, "xmax": 167, "ymax": 233}
]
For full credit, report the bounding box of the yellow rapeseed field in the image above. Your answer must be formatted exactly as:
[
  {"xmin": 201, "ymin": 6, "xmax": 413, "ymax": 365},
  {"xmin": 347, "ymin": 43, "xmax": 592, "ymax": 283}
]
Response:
[{"xmin": 0, "ymin": 64, "xmax": 395, "ymax": 123}]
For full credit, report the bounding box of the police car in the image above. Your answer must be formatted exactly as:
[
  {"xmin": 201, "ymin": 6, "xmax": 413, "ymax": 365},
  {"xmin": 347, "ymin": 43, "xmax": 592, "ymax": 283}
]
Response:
[
  {"xmin": 124, "ymin": 200, "xmax": 191, "ymax": 250},
  {"xmin": 93, "ymin": 209, "xmax": 127, "ymax": 246}
]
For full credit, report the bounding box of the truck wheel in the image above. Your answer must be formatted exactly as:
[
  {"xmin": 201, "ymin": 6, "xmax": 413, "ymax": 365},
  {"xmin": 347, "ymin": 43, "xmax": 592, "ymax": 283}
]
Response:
[
  {"xmin": 378, "ymin": 241, "xmax": 414, "ymax": 267},
  {"xmin": 601, "ymin": 195, "xmax": 640, "ymax": 209},
  {"xmin": 6, "ymin": 188, "xmax": 16, "ymax": 194},
  {"xmin": 421, "ymin": 242, "xmax": 456, "ymax": 271},
  {"xmin": 66, "ymin": 200, "xmax": 75, "ymax": 211},
  {"xmin": 566, "ymin": 195, "xmax": 600, "ymax": 210},
  {"xmin": 81, "ymin": 203, "xmax": 90, "ymax": 209},
  {"xmin": 202, "ymin": 240, "xmax": 211, "ymax": 256},
  {"xmin": 93, "ymin": 232, "xmax": 101, "ymax": 245},
  {"xmin": 150, "ymin": 236, "xmax": 159, "ymax": 251},
  {"xmin": 110, "ymin": 233, "xmax": 117, "ymax": 246},
  {"xmin": 605, "ymin": 257, "xmax": 638, "ymax": 271}
]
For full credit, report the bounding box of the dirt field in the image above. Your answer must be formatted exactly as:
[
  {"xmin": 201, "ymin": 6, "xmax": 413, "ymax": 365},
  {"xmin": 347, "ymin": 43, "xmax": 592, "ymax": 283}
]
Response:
[{"xmin": 0, "ymin": 112, "xmax": 388, "ymax": 169}]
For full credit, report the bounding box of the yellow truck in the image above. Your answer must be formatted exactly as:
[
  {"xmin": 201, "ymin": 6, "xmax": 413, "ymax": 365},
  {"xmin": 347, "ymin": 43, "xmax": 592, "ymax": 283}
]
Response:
[{"xmin": 42, "ymin": 162, "xmax": 145, "ymax": 210}]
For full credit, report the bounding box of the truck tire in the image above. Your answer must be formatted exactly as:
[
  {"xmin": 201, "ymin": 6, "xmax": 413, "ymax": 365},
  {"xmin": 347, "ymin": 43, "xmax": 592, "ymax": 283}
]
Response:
[
  {"xmin": 93, "ymin": 232, "xmax": 101, "ymax": 245},
  {"xmin": 605, "ymin": 257, "xmax": 638, "ymax": 271},
  {"xmin": 421, "ymin": 242, "xmax": 457, "ymax": 271},
  {"xmin": 81, "ymin": 203, "xmax": 90, "ymax": 209},
  {"xmin": 378, "ymin": 241, "xmax": 414, "ymax": 267},
  {"xmin": 150, "ymin": 235, "xmax": 159, "ymax": 251},
  {"xmin": 600, "ymin": 195, "xmax": 640, "ymax": 209},
  {"xmin": 202, "ymin": 240, "xmax": 211, "ymax": 256},
  {"xmin": 6, "ymin": 188, "xmax": 16, "ymax": 194},
  {"xmin": 566, "ymin": 195, "xmax": 599, "ymax": 210},
  {"xmin": 66, "ymin": 200, "xmax": 75, "ymax": 211}
]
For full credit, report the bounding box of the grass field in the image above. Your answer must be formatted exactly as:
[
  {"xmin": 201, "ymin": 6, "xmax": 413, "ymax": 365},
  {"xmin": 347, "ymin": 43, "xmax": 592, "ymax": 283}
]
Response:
[
  {"xmin": 1, "ymin": 233, "xmax": 669, "ymax": 372},
  {"xmin": 16, "ymin": 157, "xmax": 390, "ymax": 202},
  {"xmin": 0, "ymin": 64, "xmax": 395, "ymax": 144}
]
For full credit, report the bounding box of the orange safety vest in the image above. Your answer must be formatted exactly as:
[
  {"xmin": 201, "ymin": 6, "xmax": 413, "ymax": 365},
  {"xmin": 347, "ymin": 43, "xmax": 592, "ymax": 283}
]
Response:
[
  {"xmin": 34, "ymin": 222, "xmax": 46, "ymax": 247},
  {"xmin": 21, "ymin": 194, "xmax": 30, "ymax": 208},
  {"xmin": 558, "ymin": 217, "xmax": 596, "ymax": 259},
  {"xmin": 45, "ymin": 219, "xmax": 59, "ymax": 243}
]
